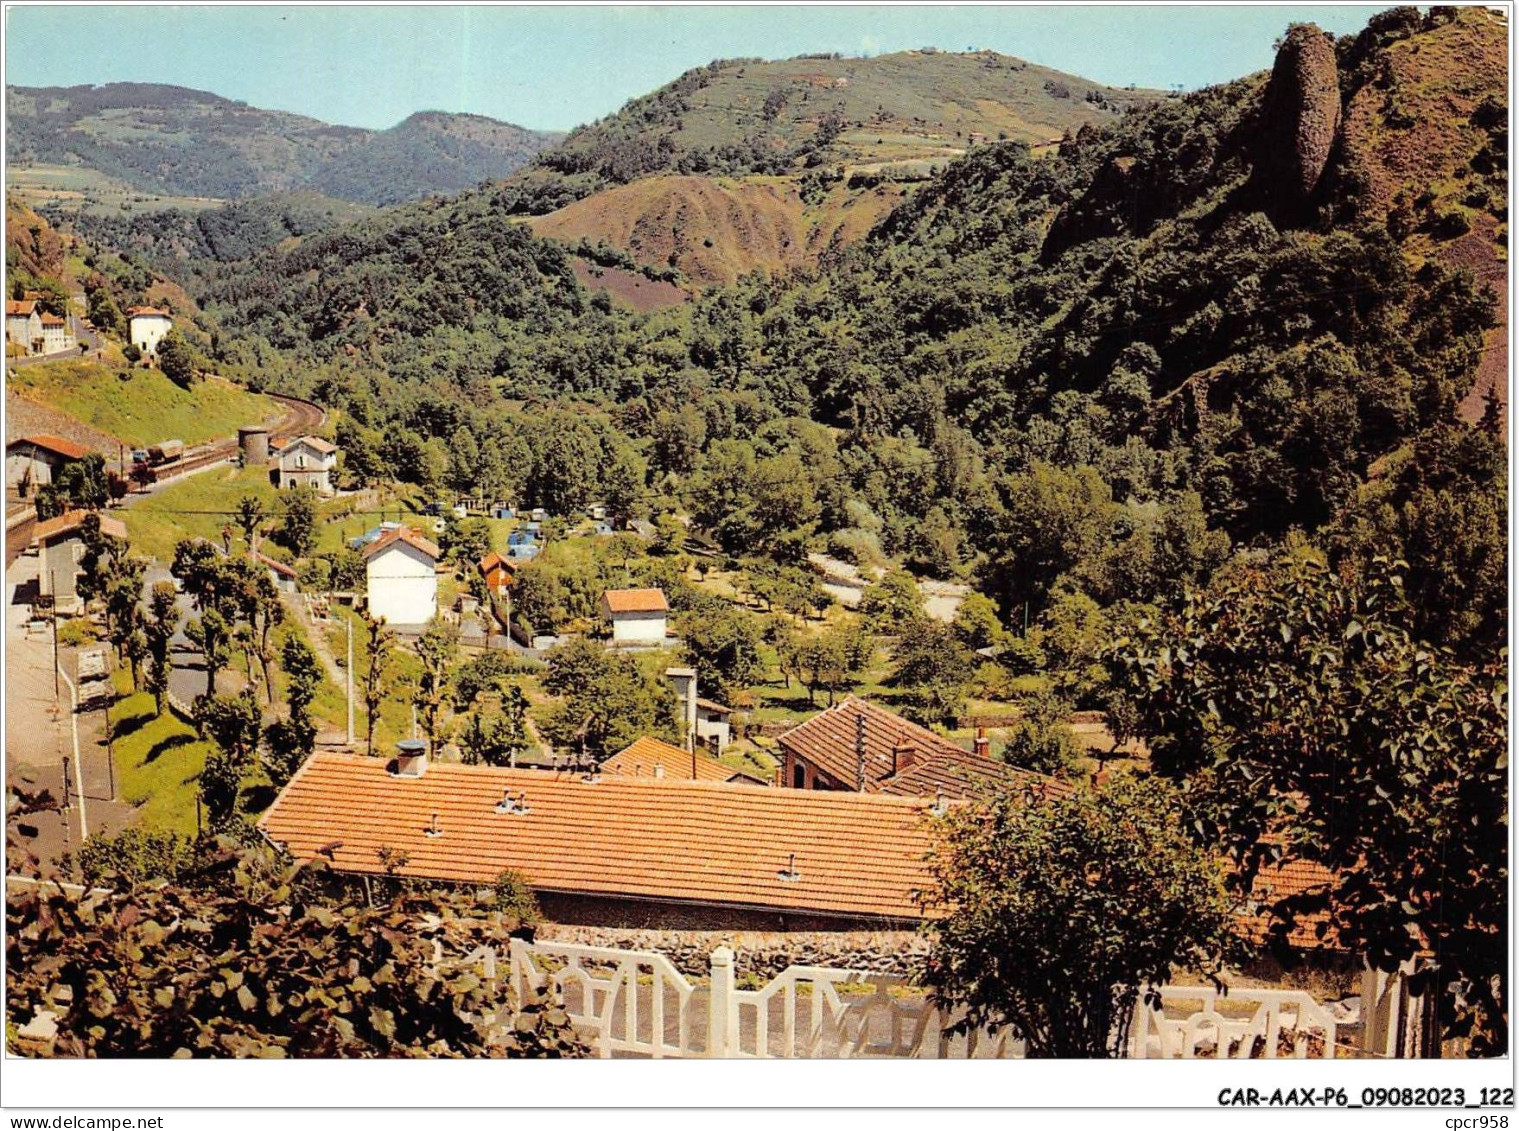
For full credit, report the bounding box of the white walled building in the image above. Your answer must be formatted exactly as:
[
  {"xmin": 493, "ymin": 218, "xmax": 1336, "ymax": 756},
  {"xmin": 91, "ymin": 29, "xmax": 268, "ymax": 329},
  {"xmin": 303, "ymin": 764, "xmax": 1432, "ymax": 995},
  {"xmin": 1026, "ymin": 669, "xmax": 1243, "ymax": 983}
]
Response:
[
  {"xmin": 363, "ymin": 527, "xmax": 440, "ymax": 626},
  {"xmin": 602, "ymin": 588, "xmax": 669, "ymax": 645},
  {"xmin": 5, "ymin": 300, "xmax": 42, "ymax": 355},
  {"xmin": 38, "ymin": 312, "xmax": 74, "ymax": 354},
  {"xmin": 127, "ymin": 307, "xmax": 173, "ymax": 357},
  {"xmin": 274, "ymin": 435, "xmax": 338, "ymax": 495}
]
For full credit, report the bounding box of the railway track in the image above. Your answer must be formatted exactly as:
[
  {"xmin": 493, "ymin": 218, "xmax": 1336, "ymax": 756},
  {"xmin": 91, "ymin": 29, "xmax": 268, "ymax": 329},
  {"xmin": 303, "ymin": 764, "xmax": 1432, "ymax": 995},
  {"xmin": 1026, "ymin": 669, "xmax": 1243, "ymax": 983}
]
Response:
[{"xmin": 4, "ymin": 393, "xmax": 327, "ymax": 567}]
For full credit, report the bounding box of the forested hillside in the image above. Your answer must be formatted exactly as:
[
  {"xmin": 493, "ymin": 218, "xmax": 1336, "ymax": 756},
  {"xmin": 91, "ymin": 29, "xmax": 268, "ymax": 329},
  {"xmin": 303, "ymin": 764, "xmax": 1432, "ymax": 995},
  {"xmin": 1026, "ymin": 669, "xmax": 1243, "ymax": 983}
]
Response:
[
  {"xmin": 63, "ymin": 8, "xmax": 1508, "ymax": 671},
  {"xmin": 5, "ymin": 83, "xmax": 561, "ymax": 205}
]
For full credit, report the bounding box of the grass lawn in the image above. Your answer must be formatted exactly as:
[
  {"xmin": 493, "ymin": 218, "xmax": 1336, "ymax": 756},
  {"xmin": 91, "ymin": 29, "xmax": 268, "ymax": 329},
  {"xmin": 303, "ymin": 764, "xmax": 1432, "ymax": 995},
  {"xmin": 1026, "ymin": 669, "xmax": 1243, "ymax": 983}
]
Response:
[
  {"xmin": 317, "ymin": 604, "xmax": 424, "ymax": 752},
  {"xmin": 108, "ymin": 672, "xmax": 213, "ymax": 837},
  {"xmin": 9, "ymin": 360, "xmax": 277, "ymax": 448},
  {"xmin": 120, "ymin": 464, "xmax": 281, "ymax": 563},
  {"xmin": 108, "ymin": 670, "xmax": 276, "ymax": 837}
]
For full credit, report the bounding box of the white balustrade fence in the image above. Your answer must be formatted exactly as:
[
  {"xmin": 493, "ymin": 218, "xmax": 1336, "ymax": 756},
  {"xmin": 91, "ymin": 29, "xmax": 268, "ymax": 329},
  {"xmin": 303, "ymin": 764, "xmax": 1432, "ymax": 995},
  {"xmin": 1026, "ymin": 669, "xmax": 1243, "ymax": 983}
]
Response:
[
  {"xmin": 463, "ymin": 939, "xmax": 1344, "ymax": 1059},
  {"xmin": 1130, "ymin": 986, "xmax": 1340, "ymax": 1059}
]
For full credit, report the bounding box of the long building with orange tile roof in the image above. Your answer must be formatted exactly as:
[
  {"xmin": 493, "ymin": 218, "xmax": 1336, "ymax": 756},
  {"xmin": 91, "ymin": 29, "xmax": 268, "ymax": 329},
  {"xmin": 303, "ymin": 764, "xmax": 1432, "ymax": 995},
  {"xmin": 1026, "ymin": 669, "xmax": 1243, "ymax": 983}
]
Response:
[{"xmin": 259, "ymin": 751, "xmax": 942, "ymax": 930}]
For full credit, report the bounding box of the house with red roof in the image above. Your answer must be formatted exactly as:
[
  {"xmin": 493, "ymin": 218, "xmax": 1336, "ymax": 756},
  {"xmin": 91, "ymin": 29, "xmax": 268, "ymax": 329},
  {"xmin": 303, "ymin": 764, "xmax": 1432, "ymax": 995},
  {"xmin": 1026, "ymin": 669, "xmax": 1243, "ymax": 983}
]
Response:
[
  {"xmin": 126, "ymin": 306, "xmax": 172, "ymax": 357},
  {"xmin": 6, "ymin": 434, "xmax": 91, "ymax": 495},
  {"xmin": 274, "ymin": 435, "xmax": 338, "ymax": 495},
  {"xmin": 602, "ymin": 587, "xmax": 669, "ymax": 645},
  {"xmin": 362, "ymin": 526, "xmax": 440, "ymax": 625},
  {"xmin": 5, "ymin": 300, "xmax": 42, "ymax": 355},
  {"xmin": 478, "ymin": 551, "xmax": 515, "ymax": 599},
  {"xmin": 777, "ymin": 696, "xmax": 1068, "ymax": 803}
]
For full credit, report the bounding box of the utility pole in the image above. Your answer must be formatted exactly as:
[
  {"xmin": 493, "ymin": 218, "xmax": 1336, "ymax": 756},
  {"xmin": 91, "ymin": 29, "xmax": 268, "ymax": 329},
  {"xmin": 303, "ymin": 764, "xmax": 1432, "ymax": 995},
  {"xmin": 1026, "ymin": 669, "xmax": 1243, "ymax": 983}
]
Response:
[
  {"xmin": 346, "ymin": 613, "xmax": 355, "ymax": 747},
  {"xmin": 49, "ymin": 574, "xmax": 60, "ymax": 705}
]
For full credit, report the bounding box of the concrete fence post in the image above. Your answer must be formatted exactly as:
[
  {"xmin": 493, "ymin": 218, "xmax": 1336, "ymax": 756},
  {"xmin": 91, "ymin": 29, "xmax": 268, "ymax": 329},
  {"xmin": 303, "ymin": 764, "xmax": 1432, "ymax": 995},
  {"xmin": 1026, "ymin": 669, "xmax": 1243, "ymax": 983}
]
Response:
[{"xmin": 708, "ymin": 946, "xmax": 736, "ymax": 1058}]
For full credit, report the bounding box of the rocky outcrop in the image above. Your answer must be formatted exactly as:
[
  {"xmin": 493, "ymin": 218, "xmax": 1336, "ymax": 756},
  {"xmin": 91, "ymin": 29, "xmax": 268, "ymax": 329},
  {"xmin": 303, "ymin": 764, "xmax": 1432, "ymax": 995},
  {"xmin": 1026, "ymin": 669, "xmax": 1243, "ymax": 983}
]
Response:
[{"xmin": 1253, "ymin": 24, "xmax": 1341, "ymax": 210}]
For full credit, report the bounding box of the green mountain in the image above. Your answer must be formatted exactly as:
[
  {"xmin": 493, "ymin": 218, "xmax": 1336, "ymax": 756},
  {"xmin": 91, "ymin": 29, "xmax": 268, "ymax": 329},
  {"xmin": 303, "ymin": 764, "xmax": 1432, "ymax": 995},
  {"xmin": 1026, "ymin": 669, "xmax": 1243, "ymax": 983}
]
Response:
[
  {"xmin": 60, "ymin": 10, "xmax": 1508, "ymax": 661},
  {"xmin": 4, "ymin": 83, "xmax": 562, "ymax": 206},
  {"xmin": 496, "ymin": 48, "xmax": 1158, "ymax": 216}
]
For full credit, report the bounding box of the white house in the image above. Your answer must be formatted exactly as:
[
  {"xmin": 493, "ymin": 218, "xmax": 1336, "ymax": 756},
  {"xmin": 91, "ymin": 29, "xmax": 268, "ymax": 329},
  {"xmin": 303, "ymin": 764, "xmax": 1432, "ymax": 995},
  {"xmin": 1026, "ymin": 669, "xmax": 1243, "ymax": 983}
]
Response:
[
  {"xmin": 5, "ymin": 300, "xmax": 42, "ymax": 355},
  {"xmin": 274, "ymin": 435, "xmax": 338, "ymax": 495},
  {"xmin": 127, "ymin": 307, "xmax": 173, "ymax": 357},
  {"xmin": 363, "ymin": 527, "xmax": 440, "ymax": 625},
  {"xmin": 602, "ymin": 588, "xmax": 669, "ymax": 645},
  {"xmin": 695, "ymin": 698, "xmax": 734, "ymax": 752},
  {"xmin": 38, "ymin": 312, "xmax": 74, "ymax": 355}
]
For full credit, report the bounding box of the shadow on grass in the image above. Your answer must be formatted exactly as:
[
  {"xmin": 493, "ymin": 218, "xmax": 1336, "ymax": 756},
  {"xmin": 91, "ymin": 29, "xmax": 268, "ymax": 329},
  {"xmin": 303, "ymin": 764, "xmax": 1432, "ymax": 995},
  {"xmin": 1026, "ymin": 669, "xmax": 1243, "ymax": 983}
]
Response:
[
  {"xmin": 110, "ymin": 709, "xmax": 157, "ymax": 742},
  {"xmin": 145, "ymin": 732, "xmax": 197, "ymax": 765}
]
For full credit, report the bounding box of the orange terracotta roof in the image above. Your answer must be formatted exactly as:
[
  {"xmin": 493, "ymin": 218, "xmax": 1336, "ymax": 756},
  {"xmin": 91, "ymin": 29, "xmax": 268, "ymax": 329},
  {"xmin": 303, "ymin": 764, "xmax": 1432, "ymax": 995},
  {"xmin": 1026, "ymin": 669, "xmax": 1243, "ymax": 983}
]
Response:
[
  {"xmin": 13, "ymin": 434, "xmax": 90, "ymax": 460},
  {"xmin": 1240, "ymin": 856, "xmax": 1343, "ymax": 951},
  {"xmin": 603, "ymin": 735, "xmax": 747, "ymax": 784},
  {"xmin": 38, "ymin": 313, "xmax": 66, "ymax": 327},
  {"xmin": 259, "ymin": 754, "xmax": 941, "ymax": 921},
  {"xmin": 126, "ymin": 306, "xmax": 171, "ymax": 318},
  {"xmin": 6, "ymin": 300, "xmax": 36, "ymax": 316},
  {"xmin": 361, "ymin": 526, "xmax": 440, "ymax": 562},
  {"xmin": 479, "ymin": 552, "xmax": 513, "ymax": 575},
  {"xmin": 879, "ymin": 745, "xmax": 1074, "ymax": 803},
  {"xmin": 602, "ymin": 587, "xmax": 669, "ymax": 614},
  {"xmin": 696, "ymin": 697, "xmax": 732, "ymax": 715},
  {"xmin": 32, "ymin": 509, "xmax": 126, "ymax": 544}
]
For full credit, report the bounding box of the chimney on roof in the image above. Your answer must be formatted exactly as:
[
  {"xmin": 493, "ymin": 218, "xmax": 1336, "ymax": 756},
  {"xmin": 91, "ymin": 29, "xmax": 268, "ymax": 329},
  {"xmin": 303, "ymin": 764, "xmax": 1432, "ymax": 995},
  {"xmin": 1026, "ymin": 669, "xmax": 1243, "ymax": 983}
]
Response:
[
  {"xmin": 854, "ymin": 709, "xmax": 867, "ymax": 792},
  {"xmin": 974, "ymin": 727, "xmax": 990, "ymax": 759},
  {"xmin": 891, "ymin": 743, "xmax": 917, "ymax": 775},
  {"xmin": 395, "ymin": 738, "xmax": 428, "ymax": 778}
]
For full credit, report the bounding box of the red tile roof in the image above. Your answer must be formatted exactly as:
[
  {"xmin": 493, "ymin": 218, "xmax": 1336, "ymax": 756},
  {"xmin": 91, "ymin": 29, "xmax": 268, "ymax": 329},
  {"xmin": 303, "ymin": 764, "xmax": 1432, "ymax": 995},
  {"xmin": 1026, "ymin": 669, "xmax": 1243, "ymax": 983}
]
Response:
[
  {"xmin": 1240, "ymin": 856, "xmax": 1343, "ymax": 951},
  {"xmin": 13, "ymin": 434, "xmax": 90, "ymax": 461},
  {"xmin": 39, "ymin": 313, "xmax": 65, "ymax": 327},
  {"xmin": 32, "ymin": 509, "xmax": 126, "ymax": 544},
  {"xmin": 259, "ymin": 754, "xmax": 940, "ymax": 921},
  {"xmin": 126, "ymin": 306, "xmax": 171, "ymax": 318},
  {"xmin": 361, "ymin": 526, "xmax": 440, "ymax": 562},
  {"xmin": 879, "ymin": 744, "xmax": 1074, "ymax": 803},
  {"xmin": 479, "ymin": 552, "xmax": 513, "ymax": 575},
  {"xmin": 6, "ymin": 300, "xmax": 37, "ymax": 316},
  {"xmin": 602, "ymin": 587, "xmax": 669, "ymax": 614},
  {"xmin": 603, "ymin": 735, "xmax": 750, "ymax": 784},
  {"xmin": 779, "ymin": 697, "xmax": 1062, "ymax": 801}
]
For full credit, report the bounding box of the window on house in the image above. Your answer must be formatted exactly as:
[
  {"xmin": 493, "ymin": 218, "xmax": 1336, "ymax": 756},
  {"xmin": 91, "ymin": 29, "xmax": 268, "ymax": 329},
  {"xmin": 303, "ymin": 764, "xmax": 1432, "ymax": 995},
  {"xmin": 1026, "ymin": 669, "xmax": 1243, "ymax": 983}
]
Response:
[{"xmin": 793, "ymin": 762, "xmax": 806, "ymax": 789}]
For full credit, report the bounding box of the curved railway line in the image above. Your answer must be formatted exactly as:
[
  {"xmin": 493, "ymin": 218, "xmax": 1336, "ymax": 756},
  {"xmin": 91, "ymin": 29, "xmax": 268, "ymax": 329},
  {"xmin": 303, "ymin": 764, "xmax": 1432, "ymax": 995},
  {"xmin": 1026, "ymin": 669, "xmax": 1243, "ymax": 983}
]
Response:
[{"xmin": 5, "ymin": 392, "xmax": 327, "ymax": 567}]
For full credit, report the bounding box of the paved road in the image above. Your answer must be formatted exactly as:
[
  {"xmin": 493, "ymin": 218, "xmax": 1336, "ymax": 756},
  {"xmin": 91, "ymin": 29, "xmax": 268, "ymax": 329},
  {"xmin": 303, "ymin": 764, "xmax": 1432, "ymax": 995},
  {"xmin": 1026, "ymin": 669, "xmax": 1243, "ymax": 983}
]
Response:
[{"xmin": 5, "ymin": 552, "xmax": 133, "ymax": 869}]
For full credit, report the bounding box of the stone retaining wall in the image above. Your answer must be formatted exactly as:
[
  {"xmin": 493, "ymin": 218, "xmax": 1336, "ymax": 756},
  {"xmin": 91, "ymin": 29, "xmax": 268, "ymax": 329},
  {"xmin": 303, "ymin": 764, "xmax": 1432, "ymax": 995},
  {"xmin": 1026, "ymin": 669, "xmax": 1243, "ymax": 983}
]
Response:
[{"xmin": 535, "ymin": 922, "xmax": 929, "ymax": 981}]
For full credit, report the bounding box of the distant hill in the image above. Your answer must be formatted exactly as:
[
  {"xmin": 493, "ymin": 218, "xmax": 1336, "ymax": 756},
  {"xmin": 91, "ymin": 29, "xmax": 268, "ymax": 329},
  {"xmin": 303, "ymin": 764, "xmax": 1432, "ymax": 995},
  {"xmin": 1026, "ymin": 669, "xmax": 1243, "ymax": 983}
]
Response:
[
  {"xmin": 511, "ymin": 48, "xmax": 1157, "ymax": 285},
  {"xmin": 5, "ymin": 83, "xmax": 562, "ymax": 206}
]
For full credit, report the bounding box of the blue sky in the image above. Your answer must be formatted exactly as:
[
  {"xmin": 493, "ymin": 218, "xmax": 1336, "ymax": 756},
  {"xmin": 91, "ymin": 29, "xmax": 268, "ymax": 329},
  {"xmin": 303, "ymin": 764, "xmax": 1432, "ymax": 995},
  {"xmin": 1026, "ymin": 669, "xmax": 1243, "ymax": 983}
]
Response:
[{"xmin": 4, "ymin": 5, "xmax": 1384, "ymax": 132}]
